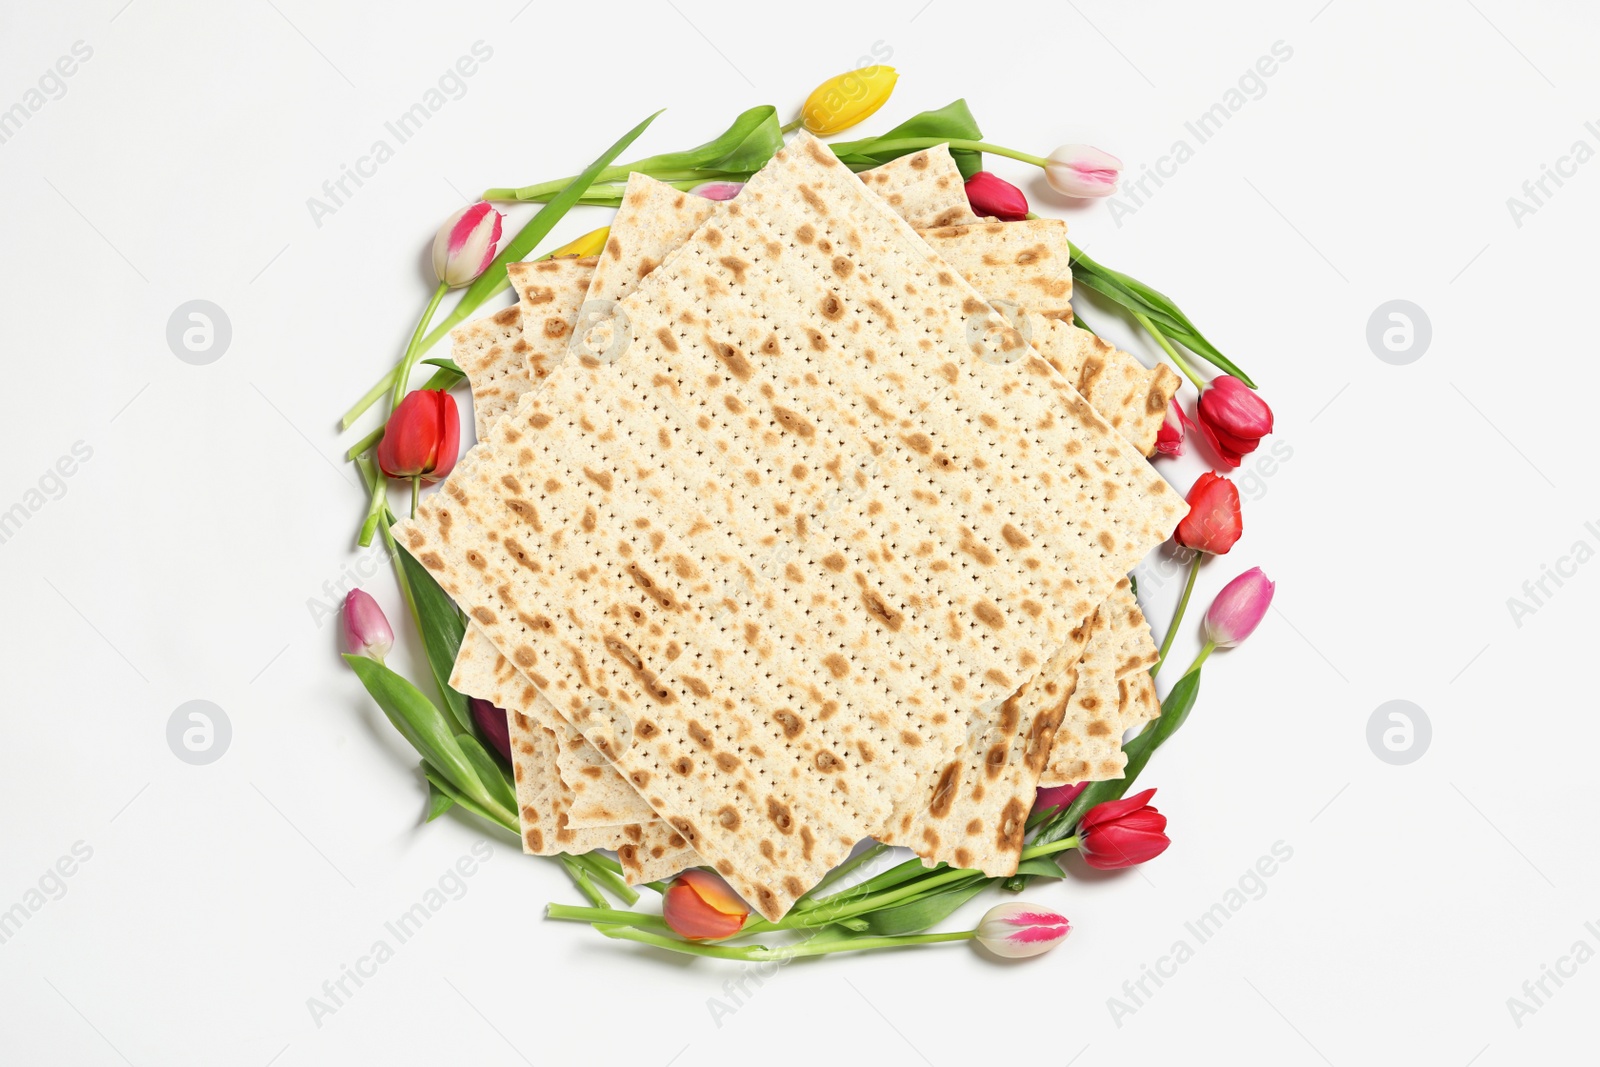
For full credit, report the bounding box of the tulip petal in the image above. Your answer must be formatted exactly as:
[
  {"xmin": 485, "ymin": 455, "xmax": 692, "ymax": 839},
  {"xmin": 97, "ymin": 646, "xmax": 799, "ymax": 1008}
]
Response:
[
  {"xmin": 426, "ymin": 391, "xmax": 462, "ymax": 483},
  {"xmin": 1079, "ymin": 788, "xmax": 1158, "ymax": 833}
]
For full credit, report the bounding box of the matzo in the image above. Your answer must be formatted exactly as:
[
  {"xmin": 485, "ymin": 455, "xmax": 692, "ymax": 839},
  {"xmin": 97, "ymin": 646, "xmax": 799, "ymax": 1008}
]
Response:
[
  {"xmin": 450, "ymin": 629, "xmax": 697, "ymax": 882},
  {"xmin": 551, "ymin": 183, "xmax": 1174, "ymax": 838},
  {"xmin": 1036, "ymin": 603, "xmax": 1128, "ymax": 787},
  {"xmin": 857, "ymin": 144, "xmax": 981, "ymax": 227},
  {"xmin": 399, "ymin": 135, "xmax": 1182, "ymax": 915},
  {"xmin": 507, "ymin": 256, "xmax": 596, "ymax": 388},
  {"xmin": 451, "ymin": 305, "xmax": 533, "ymax": 438},
  {"xmin": 919, "ymin": 220, "xmax": 1074, "ymax": 321},
  {"xmin": 1040, "ymin": 318, "xmax": 1183, "ymax": 458}
]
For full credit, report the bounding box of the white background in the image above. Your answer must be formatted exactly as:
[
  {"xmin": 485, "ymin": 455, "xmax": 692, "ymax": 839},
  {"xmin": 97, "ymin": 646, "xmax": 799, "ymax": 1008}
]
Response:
[{"xmin": 2, "ymin": 1, "xmax": 1594, "ymax": 1063}]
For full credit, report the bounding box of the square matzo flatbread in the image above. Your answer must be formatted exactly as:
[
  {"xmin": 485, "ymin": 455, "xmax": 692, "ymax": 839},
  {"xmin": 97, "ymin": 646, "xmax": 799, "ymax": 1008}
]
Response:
[{"xmin": 402, "ymin": 136, "xmax": 1182, "ymax": 917}]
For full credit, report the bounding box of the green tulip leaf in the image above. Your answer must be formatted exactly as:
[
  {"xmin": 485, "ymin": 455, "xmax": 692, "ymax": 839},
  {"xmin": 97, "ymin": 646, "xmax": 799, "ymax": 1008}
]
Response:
[
  {"xmin": 422, "ymin": 763, "xmax": 518, "ymax": 837},
  {"xmin": 457, "ymin": 733, "xmax": 517, "ymax": 815},
  {"xmin": 831, "ymin": 99, "xmax": 985, "ymax": 177},
  {"xmin": 345, "ymin": 654, "xmax": 506, "ymax": 821},
  {"xmin": 425, "ymin": 777, "xmax": 455, "ymax": 822},
  {"xmin": 395, "ymin": 543, "xmax": 472, "ymax": 736},
  {"xmin": 629, "ymin": 105, "xmax": 781, "ymax": 176},
  {"xmin": 1011, "ymin": 855, "xmax": 1068, "ymax": 880},
  {"xmin": 861, "ymin": 878, "xmax": 989, "ymax": 936}
]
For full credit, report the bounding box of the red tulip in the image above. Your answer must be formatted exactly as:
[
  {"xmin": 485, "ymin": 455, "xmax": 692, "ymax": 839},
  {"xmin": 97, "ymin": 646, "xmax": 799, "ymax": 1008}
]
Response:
[
  {"xmin": 1195, "ymin": 376, "xmax": 1273, "ymax": 467},
  {"xmin": 662, "ymin": 869, "xmax": 749, "ymax": 940},
  {"xmin": 1155, "ymin": 399, "xmax": 1189, "ymax": 458},
  {"xmin": 468, "ymin": 697, "xmax": 512, "ymax": 762},
  {"xmin": 964, "ymin": 171, "xmax": 1029, "ymax": 221},
  {"xmin": 1174, "ymin": 472, "xmax": 1242, "ymax": 555},
  {"xmin": 1077, "ymin": 788, "xmax": 1170, "ymax": 870},
  {"xmin": 377, "ymin": 390, "xmax": 460, "ymax": 483},
  {"xmin": 1033, "ymin": 781, "xmax": 1087, "ymax": 816}
]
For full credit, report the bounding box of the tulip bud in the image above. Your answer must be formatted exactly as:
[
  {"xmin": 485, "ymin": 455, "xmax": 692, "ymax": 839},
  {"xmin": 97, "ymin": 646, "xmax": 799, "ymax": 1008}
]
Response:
[
  {"xmin": 1203, "ymin": 566, "xmax": 1274, "ymax": 648},
  {"xmin": 1196, "ymin": 376, "xmax": 1274, "ymax": 467},
  {"xmin": 1044, "ymin": 144, "xmax": 1122, "ymax": 198},
  {"xmin": 963, "ymin": 171, "xmax": 1029, "ymax": 221},
  {"xmin": 800, "ymin": 66, "xmax": 898, "ymax": 136},
  {"xmin": 662, "ymin": 869, "xmax": 749, "ymax": 940},
  {"xmin": 974, "ymin": 903, "xmax": 1071, "ymax": 959},
  {"xmin": 468, "ymin": 697, "xmax": 512, "ymax": 762},
  {"xmin": 1033, "ymin": 781, "xmax": 1087, "ymax": 816},
  {"xmin": 689, "ymin": 181, "xmax": 745, "ymax": 201},
  {"xmin": 1077, "ymin": 788, "xmax": 1170, "ymax": 870},
  {"xmin": 341, "ymin": 589, "xmax": 393, "ymax": 663},
  {"xmin": 377, "ymin": 390, "xmax": 461, "ymax": 483},
  {"xmin": 1155, "ymin": 399, "xmax": 1187, "ymax": 458},
  {"xmin": 1174, "ymin": 472, "xmax": 1243, "ymax": 555},
  {"xmin": 432, "ymin": 202, "xmax": 504, "ymax": 288}
]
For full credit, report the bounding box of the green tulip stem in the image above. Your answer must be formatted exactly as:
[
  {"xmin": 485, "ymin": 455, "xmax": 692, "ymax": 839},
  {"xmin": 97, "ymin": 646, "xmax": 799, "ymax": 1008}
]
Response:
[
  {"xmin": 410, "ymin": 475, "xmax": 420, "ymax": 519},
  {"xmin": 782, "ymin": 868, "xmax": 974, "ymax": 928},
  {"xmin": 1185, "ymin": 640, "xmax": 1218, "ymax": 678},
  {"xmin": 356, "ymin": 456, "xmax": 419, "ymax": 632},
  {"xmin": 1020, "ymin": 835, "xmax": 1080, "ymax": 861},
  {"xmin": 779, "ymin": 117, "xmax": 805, "ymax": 134},
  {"xmin": 591, "ymin": 923, "xmax": 975, "ymax": 961},
  {"xmin": 345, "ymin": 424, "xmax": 384, "ymax": 462},
  {"xmin": 799, "ymin": 843, "xmax": 890, "ymax": 903},
  {"xmin": 558, "ymin": 856, "xmax": 609, "ymax": 909},
  {"xmin": 547, "ymin": 905, "xmax": 670, "ymax": 931},
  {"xmin": 1153, "ymin": 552, "xmax": 1204, "ymax": 679},
  {"xmin": 341, "ymin": 368, "xmax": 398, "ymax": 431},
  {"xmin": 852, "ymin": 137, "xmax": 1048, "ymax": 168},
  {"xmin": 566, "ymin": 856, "xmax": 639, "ymax": 906},
  {"xmin": 1131, "ymin": 310, "xmax": 1206, "ymax": 392},
  {"xmin": 390, "ymin": 282, "xmax": 449, "ymax": 413}
]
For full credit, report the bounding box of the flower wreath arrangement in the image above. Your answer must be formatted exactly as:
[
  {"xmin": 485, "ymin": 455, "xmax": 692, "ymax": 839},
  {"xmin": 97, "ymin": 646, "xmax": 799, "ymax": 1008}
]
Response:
[{"xmin": 335, "ymin": 68, "xmax": 1276, "ymax": 962}]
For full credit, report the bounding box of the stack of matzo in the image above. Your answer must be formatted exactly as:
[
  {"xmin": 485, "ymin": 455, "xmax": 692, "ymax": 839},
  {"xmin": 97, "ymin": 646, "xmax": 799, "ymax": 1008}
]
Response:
[{"xmin": 400, "ymin": 139, "xmax": 1184, "ymax": 920}]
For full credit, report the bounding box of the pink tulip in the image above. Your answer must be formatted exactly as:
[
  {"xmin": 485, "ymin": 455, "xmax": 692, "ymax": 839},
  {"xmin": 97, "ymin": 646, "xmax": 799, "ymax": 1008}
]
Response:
[
  {"xmin": 341, "ymin": 589, "xmax": 393, "ymax": 663},
  {"xmin": 1196, "ymin": 376, "xmax": 1274, "ymax": 468},
  {"xmin": 1077, "ymin": 788, "xmax": 1170, "ymax": 870},
  {"xmin": 689, "ymin": 181, "xmax": 744, "ymax": 201},
  {"xmin": 1033, "ymin": 781, "xmax": 1087, "ymax": 816},
  {"xmin": 1044, "ymin": 144, "xmax": 1122, "ymax": 198},
  {"xmin": 1203, "ymin": 566, "xmax": 1275, "ymax": 648},
  {"xmin": 432, "ymin": 202, "xmax": 504, "ymax": 288},
  {"xmin": 975, "ymin": 903, "xmax": 1071, "ymax": 959},
  {"xmin": 964, "ymin": 171, "xmax": 1029, "ymax": 221},
  {"xmin": 468, "ymin": 697, "xmax": 512, "ymax": 762}
]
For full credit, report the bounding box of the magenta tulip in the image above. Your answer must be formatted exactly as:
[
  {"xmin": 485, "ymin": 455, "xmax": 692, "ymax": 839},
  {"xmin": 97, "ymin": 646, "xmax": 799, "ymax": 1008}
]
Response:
[
  {"xmin": 1204, "ymin": 566, "xmax": 1275, "ymax": 648},
  {"xmin": 341, "ymin": 589, "xmax": 393, "ymax": 663}
]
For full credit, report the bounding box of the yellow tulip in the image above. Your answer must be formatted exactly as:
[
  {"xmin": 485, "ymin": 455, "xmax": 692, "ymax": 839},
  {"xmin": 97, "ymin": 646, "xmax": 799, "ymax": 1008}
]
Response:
[
  {"xmin": 799, "ymin": 66, "xmax": 898, "ymax": 137},
  {"xmin": 546, "ymin": 225, "xmax": 610, "ymax": 259}
]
